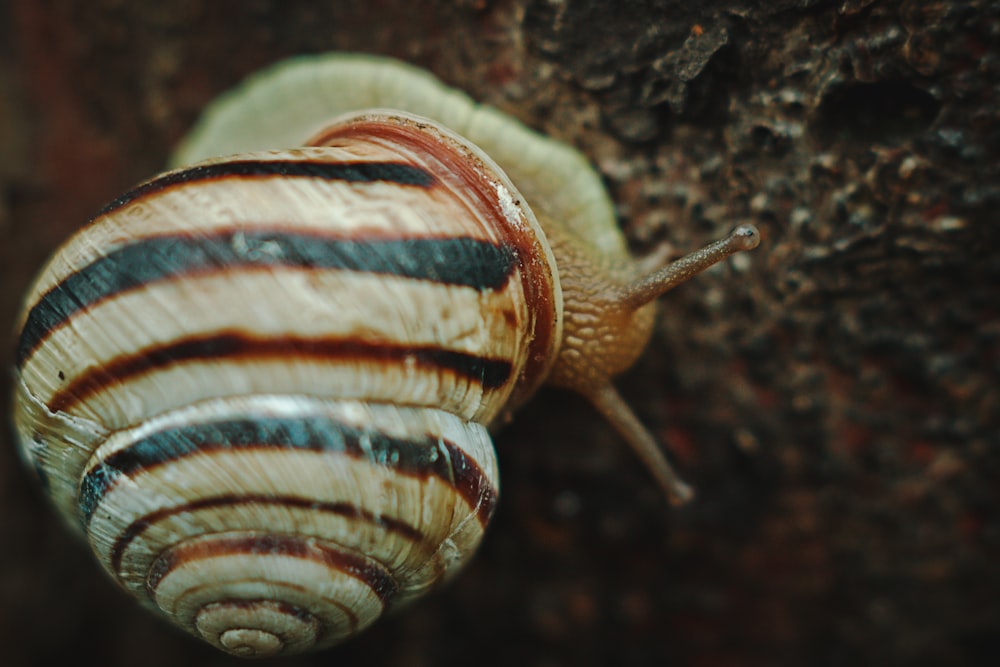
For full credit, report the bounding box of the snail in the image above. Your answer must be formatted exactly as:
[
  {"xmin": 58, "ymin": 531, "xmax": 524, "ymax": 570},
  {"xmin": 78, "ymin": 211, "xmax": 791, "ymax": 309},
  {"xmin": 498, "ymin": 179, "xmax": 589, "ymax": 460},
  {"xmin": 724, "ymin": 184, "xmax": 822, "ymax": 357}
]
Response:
[{"xmin": 11, "ymin": 53, "xmax": 760, "ymax": 658}]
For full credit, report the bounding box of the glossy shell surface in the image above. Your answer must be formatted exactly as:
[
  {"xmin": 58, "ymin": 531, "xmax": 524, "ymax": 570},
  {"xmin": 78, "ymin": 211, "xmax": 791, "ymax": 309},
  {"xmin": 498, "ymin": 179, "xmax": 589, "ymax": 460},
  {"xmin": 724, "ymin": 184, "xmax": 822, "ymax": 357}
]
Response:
[{"xmin": 13, "ymin": 110, "xmax": 561, "ymax": 656}]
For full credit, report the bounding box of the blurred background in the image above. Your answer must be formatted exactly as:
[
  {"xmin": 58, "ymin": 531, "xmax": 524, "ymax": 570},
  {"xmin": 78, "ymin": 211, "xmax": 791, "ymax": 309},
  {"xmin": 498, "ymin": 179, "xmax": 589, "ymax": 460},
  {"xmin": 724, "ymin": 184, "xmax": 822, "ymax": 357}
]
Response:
[{"xmin": 1, "ymin": 1, "xmax": 997, "ymax": 665}]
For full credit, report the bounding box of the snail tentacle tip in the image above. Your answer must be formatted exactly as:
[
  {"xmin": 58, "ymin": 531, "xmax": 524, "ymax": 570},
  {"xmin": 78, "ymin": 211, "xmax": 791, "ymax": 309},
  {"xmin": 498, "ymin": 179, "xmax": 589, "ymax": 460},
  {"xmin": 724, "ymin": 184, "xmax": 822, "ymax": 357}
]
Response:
[
  {"xmin": 730, "ymin": 223, "xmax": 761, "ymax": 251},
  {"xmin": 667, "ymin": 480, "xmax": 696, "ymax": 506}
]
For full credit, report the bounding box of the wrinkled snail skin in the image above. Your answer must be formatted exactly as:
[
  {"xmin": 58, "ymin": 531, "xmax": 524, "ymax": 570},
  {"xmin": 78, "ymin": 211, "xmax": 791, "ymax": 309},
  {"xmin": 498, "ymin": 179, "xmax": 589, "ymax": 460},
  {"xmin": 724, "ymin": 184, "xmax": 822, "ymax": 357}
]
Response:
[{"xmin": 12, "ymin": 53, "xmax": 760, "ymax": 658}]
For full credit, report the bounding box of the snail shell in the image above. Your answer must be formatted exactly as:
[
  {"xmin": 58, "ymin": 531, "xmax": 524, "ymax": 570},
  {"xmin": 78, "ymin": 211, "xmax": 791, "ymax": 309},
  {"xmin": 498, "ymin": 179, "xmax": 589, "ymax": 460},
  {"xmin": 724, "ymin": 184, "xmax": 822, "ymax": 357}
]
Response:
[{"xmin": 12, "ymin": 53, "xmax": 759, "ymax": 657}]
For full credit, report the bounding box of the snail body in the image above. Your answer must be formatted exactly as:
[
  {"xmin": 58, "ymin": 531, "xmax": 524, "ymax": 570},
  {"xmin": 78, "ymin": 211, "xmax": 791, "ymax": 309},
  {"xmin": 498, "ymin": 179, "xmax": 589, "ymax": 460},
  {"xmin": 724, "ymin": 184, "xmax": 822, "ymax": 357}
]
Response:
[{"xmin": 12, "ymin": 53, "xmax": 759, "ymax": 657}]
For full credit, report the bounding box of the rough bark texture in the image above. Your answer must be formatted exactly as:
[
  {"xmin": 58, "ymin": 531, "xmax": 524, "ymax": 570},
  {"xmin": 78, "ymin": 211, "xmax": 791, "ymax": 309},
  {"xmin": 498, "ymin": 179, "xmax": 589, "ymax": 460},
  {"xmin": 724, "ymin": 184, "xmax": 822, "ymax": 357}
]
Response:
[{"xmin": 1, "ymin": 1, "xmax": 998, "ymax": 665}]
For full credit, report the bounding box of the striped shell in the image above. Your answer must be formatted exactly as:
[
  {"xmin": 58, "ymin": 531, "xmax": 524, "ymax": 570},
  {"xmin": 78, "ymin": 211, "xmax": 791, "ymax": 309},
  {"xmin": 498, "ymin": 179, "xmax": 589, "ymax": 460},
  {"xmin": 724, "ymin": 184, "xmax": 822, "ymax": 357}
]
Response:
[{"xmin": 14, "ymin": 108, "xmax": 559, "ymax": 657}]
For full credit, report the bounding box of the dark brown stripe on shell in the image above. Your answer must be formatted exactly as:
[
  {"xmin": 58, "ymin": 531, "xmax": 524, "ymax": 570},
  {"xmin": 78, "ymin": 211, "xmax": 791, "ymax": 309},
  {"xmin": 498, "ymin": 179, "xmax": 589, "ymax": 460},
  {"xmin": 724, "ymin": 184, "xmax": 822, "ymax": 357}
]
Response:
[
  {"xmin": 313, "ymin": 118, "xmax": 559, "ymax": 411},
  {"xmin": 95, "ymin": 159, "xmax": 435, "ymax": 219},
  {"xmin": 79, "ymin": 411, "xmax": 497, "ymax": 529},
  {"xmin": 47, "ymin": 332, "xmax": 513, "ymax": 413},
  {"xmin": 109, "ymin": 495, "xmax": 424, "ymax": 573},
  {"xmin": 17, "ymin": 233, "xmax": 517, "ymax": 368},
  {"xmin": 146, "ymin": 534, "xmax": 398, "ymax": 605}
]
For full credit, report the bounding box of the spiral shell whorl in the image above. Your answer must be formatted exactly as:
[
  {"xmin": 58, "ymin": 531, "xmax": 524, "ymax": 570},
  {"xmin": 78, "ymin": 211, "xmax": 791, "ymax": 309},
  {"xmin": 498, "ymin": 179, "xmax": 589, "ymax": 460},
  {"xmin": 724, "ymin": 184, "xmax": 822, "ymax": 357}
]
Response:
[
  {"xmin": 13, "ymin": 110, "xmax": 546, "ymax": 655},
  {"xmin": 79, "ymin": 395, "xmax": 498, "ymax": 656},
  {"xmin": 195, "ymin": 600, "xmax": 320, "ymax": 657}
]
